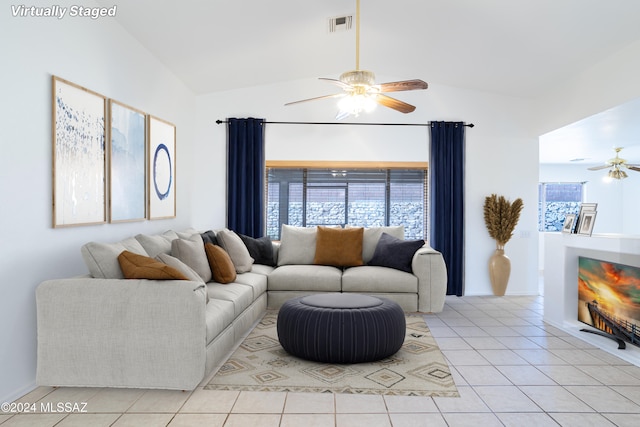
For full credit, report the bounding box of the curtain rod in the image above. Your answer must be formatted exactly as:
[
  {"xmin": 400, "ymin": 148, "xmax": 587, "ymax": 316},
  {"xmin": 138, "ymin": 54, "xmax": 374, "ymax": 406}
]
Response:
[{"xmin": 215, "ymin": 119, "xmax": 474, "ymax": 128}]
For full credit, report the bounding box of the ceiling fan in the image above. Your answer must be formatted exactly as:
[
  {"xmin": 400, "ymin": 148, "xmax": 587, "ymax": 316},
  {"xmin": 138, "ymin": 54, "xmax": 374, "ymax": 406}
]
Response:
[
  {"xmin": 587, "ymin": 147, "xmax": 640, "ymax": 179},
  {"xmin": 285, "ymin": 0, "xmax": 428, "ymax": 119}
]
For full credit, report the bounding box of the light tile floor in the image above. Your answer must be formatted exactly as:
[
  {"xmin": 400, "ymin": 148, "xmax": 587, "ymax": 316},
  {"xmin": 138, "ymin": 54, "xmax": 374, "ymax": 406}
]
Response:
[{"xmin": 4, "ymin": 295, "xmax": 640, "ymax": 426}]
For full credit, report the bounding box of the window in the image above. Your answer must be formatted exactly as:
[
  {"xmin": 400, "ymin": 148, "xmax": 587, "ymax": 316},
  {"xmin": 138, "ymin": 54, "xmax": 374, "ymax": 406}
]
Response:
[
  {"xmin": 267, "ymin": 165, "xmax": 427, "ymax": 240},
  {"xmin": 538, "ymin": 182, "xmax": 584, "ymax": 231}
]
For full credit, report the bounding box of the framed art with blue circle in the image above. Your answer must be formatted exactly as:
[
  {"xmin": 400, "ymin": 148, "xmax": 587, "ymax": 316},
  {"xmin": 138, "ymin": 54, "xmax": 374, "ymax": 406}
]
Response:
[{"xmin": 148, "ymin": 115, "xmax": 176, "ymax": 219}]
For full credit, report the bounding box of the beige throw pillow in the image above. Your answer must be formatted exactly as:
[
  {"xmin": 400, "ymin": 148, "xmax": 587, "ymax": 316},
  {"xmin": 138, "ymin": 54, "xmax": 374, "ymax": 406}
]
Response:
[
  {"xmin": 171, "ymin": 235, "xmax": 212, "ymax": 282},
  {"xmin": 277, "ymin": 224, "xmax": 317, "ymax": 266},
  {"xmin": 216, "ymin": 229, "xmax": 254, "ymax": 273}
]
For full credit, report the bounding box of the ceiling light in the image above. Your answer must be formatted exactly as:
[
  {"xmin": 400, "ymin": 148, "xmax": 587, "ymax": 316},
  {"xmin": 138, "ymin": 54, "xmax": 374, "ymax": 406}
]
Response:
[
  {"xmin": 337, "ymin": 93, "xmax": 377, "ymax": 118},
  {"xmin": 608, "ymin": 167, "xmax": 628, "ymax": 180}
]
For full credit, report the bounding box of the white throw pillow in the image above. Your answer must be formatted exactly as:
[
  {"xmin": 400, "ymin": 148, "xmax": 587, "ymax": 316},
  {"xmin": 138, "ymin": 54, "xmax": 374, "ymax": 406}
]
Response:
[
  {"xmin": 81, "ymin": 237, "xmax": 148, "ymax": 279},
  {"xmin": 155, "ymin": 253, "xmax": 204, "ymax": 284},
  {"xmin": 170, "ymin": 234, "xmax": 212, "ymax": 282},
  {"xmin": 135, "ymin": 230, "xmax": 178, "ymax": 258},
  {"xmin": 216, "ymin": 229, "xmax": 254, "ymax": 273},
  {"xmin": 277, "ymin": 224, "xmax": 317, "ymax": 266}
]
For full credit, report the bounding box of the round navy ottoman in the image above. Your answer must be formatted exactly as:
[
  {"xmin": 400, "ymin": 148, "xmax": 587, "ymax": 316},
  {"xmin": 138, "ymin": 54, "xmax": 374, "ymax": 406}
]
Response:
[{"xmin": 276, "ymin": 293, "xmax": 406, "ymax": 363}]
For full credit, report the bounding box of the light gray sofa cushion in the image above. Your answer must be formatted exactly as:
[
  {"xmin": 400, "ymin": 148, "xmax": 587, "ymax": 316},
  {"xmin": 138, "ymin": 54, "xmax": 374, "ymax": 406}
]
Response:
[
  {"xmin": 81, "ymin": 237, "xmax": 148, "ymax": 279},
  {"xmin": 342, "ymin": 265, "xmax": 418, "ymax": 293},
  {"xmin": 204, "ymin": 298, "xmax": 236, "ymax": 344},
  {"xmin": 171, "ymin": 235, "xmax": 212, "ymax": 282},
  {"xmin": 206, "ymin": 282, "xmax": 255, "ymax": 317},
  {"xmin": 268, "ymin": 265, "xmax": 342, "ymax": 292},
  {"xmin": 233, "ymin": 272, "xmax": 268, "ymax": 299},
  {"xmin": 216, "ymin": 229, "xmax": 254, "ymax": 273},
  {"xmin": 277, "ymin": 225, "xmax": 316, "ymax": 266}
]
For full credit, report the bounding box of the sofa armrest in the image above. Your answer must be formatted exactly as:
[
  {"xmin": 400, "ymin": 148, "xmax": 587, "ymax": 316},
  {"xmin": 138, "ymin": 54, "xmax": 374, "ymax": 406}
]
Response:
[
  {"xmin": 36, "ymin": 277, "xmax": 207, "ymax": 390},
  {"xmin": 412, "ymin": 246, "xmax": 447, "ymax": 313}
]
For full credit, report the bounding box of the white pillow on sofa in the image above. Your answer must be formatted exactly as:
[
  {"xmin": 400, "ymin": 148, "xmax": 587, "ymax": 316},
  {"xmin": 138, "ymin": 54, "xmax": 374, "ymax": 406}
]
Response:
[
  {"xmin": 81, "ymin": 237, "xmax": 148, "ymax": 279},
  {"xmin": 216, "ymin": 228, "xmax": 254, "ymax": 273},
  {"xmin": 171, "ymin": 234, "xmax": 212, "ymax": 282},
  {"xmin": 155, "ymin": 253, "xmax": 204, "ymax": 284},
  {"xmin": 135, "ymin": 230, "xmax": 179, "ymax": 258},
  {"xmin": 277, "ymin": 224, "xmax": 317, "ymax": 266}
]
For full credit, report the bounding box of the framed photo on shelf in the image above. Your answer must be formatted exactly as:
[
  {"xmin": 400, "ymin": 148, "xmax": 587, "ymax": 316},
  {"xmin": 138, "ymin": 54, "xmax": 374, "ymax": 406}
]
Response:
[
  {"xmin": 574, "ymin": 202, "xmax": 597, "ymax": 234},
  {"xmin": 109, "ymin": 100, "xmax": 146, "ymax": 223},
  {"xmin": 578, "ymin": 211, "xmax": 597, "ymax": 236},
  {"xmin": 148, "ymin": 116, "xmax": 176, "ymax": 219},
  {"xmin": 52, "ymin": 76, "xmax": 107, "ymax": 227},
  {"xmin": 562, "ymin": 214, "xmax": 577, "ymax": 234}
]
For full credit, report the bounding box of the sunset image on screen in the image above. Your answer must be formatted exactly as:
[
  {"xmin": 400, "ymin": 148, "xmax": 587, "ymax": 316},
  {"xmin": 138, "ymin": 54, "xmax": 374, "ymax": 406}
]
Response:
[{"xmin": 578, "ymin": 257, "xmax": 640, "ymax": 341}]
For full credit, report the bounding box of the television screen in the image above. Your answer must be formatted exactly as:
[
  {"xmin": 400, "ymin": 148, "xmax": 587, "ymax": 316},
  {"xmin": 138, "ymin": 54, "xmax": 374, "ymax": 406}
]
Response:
[{"xmin": 578, "ymin": 256, "xmax": 640, "ymax": 348}]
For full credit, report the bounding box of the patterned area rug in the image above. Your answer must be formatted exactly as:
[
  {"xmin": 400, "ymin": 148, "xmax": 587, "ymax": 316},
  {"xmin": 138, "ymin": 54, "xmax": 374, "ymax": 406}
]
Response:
[{"xmin": 205, "ymin": 312, "xmax": 458, "ymax": 396}]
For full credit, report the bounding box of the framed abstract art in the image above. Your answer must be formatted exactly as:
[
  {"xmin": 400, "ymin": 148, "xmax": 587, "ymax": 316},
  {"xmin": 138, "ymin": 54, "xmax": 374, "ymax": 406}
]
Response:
[
  {"xmin": 109, "ymin": 100, "xmax": 146, "ymax": 222},
  {"xmin": 52, "ymin": 76, "xmax": 107, "ymax": 227},
  {"xmin": 148, "ymin": 115, "xmax": 176, "ymax": 219}
]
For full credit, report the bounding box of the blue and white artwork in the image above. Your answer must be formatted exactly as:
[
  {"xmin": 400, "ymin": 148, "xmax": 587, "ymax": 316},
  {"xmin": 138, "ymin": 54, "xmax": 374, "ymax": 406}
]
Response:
[
  {"xmin": 53, "ymin": 77, "xmax": 106, "ymax": 227},
  {"xmin": 110, "ymin": 101, "xmax": 146, "ymax": 222},
  {"xmin": 148, "ymin": 116, "xmax": 176, "ymax": 219}
]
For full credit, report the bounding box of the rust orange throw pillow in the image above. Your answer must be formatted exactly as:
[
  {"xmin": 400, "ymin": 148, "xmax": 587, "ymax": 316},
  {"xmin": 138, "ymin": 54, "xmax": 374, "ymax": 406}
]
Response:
[
  {"xmin": 313, "ymin": 226, "xmax": 364, "ymax": 267},
  {"xmin": 204, "ymin": 243, "xmax": 237, "ymax": 284},
  {"xmin": 118, "ymin": 250, "xmax": 189, "ymax": 280}
]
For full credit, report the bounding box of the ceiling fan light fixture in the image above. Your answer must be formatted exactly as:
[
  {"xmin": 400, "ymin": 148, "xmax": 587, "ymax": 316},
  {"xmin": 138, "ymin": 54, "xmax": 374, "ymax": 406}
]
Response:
[
  {"xmin": 608, "ymin": 167, "xmax": 628, "ymax": 180},
  {"xmin": 285, "ymin": 0, "xmax": 427, "ymax": 115},
  {"xmin": 339, "ymin": 70, "xmax": 376, "ymax": 87},
  {"xmin": 337, "ymin": 93, "xmax": 377, "ymax": 117}
]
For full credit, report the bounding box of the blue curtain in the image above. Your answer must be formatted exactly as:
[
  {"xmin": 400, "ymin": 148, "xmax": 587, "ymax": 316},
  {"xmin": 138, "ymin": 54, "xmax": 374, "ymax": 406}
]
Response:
[
  {"xmin": 227, "ymin": 118, "xmax": 265, "ymax": 237},
  {"xmin": 430, "ymin": 121, "xmax": 465, "ymax": 296}
]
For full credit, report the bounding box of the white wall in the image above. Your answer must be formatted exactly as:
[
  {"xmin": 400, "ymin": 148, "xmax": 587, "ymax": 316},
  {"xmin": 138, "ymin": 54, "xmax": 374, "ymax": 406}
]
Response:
[
  {"xmin": 0, "ymin": 1, "xmax": 196, "ymax": 403},
  {"xmin": 194, "ymin": 79, "xmax": 541, "ymax": 297}
]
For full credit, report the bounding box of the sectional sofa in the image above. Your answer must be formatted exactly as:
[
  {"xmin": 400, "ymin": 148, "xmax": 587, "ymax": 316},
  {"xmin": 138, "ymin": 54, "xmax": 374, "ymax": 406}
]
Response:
[{"xmin": 36, "ymin": 225, "xmax": 447, "ymax": 390}]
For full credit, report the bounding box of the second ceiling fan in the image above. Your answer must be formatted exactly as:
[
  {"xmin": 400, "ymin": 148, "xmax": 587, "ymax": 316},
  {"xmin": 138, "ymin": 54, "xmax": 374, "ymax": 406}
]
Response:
[{"xmin": 286, "ymin": 0, "xmax": 428, "ymax": 119}]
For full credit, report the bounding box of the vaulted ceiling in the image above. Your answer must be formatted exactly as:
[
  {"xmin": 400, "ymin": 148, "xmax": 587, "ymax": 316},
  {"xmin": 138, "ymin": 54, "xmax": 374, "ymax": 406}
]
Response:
[
  {"xmin": 99, "ymin": 0, "xmax": 640, "ymax": 164},
  {"xmin": 98, "ymin": 0, "xmax": 640, "ymax": 97}
]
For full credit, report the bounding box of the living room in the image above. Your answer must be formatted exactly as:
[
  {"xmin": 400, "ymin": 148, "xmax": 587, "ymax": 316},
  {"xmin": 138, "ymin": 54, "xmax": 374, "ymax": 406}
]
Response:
[{"xmin": 2, "ymin": 0, "xmax": 640, "ymax": 423}]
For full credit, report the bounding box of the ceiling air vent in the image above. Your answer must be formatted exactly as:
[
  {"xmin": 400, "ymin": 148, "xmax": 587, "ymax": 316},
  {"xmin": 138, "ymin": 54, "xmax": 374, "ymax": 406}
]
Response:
[{"xmin": 328, "ymin": 15, "xmax": 353, "ymax": 33}]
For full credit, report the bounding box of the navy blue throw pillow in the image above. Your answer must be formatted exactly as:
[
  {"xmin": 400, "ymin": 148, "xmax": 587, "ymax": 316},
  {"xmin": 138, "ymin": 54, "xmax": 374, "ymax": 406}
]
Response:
[
  {"xmin": 239, "ymin": 234, "xmax": 276, "ymax": 266},
  {"xmin": 368, "ymin": 232, "xmax": 424, "ymax": 273}
]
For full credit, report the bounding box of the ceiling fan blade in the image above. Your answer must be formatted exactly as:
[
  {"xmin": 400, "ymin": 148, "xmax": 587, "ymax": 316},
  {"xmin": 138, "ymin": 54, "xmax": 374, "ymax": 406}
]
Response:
[
  {"xmin": 378, "ymin": 79, "xmax": 428, "ymax": 93},
  {"xmin": 627, "ymin": 165, "xmax": 640, "ymax": 172},
  {"xmin": 375, "ymin": 94, "xmax": 416, "ymax": 113},
  {"xmin": 319, "ymin": 77, "xmax": 353, "ymax": 90},
  {"xmin": 285, "ymin": 93, "xmax": 345, "ymax": 106},
  {"xmin": 587, "ymin": 164, "xmax": 611, "ymax": 171}
]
